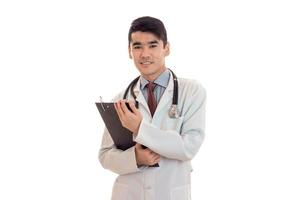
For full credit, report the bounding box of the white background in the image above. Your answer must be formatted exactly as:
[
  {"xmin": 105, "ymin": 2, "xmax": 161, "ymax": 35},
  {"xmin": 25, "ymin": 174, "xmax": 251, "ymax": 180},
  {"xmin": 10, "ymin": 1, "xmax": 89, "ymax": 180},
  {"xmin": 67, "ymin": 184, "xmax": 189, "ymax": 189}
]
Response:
[{"xmin": 0, "ymin": 0, "xmax": 299, "ymax": 199}]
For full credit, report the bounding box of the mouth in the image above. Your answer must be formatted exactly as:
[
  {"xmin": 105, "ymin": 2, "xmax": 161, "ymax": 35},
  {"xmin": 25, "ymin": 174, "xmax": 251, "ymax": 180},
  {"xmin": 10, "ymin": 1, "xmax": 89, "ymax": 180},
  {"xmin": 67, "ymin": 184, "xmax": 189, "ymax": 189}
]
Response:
[{"xmin": 140, "ymin": 61, "xmax": 153, "ymax": 65}]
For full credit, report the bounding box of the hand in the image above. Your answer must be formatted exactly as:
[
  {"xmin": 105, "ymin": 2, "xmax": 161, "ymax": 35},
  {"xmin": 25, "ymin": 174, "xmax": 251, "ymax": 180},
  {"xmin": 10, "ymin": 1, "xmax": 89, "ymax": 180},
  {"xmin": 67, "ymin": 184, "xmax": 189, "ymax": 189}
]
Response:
[
  {"xmin": 134, "ymin": 143, "xmax": 160, "ymax": 166},
  {"xmin": 114, "ymin": 100, "xmax": 142, "ymax": 134}
]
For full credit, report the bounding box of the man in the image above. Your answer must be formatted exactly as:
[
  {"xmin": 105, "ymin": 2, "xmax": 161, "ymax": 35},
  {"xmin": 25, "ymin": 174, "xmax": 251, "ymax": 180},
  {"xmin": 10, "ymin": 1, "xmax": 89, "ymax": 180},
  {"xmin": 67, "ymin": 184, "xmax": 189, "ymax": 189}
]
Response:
[{"xmin": 99, "ymin": 16, "xmax": 206, "ymax": 200}]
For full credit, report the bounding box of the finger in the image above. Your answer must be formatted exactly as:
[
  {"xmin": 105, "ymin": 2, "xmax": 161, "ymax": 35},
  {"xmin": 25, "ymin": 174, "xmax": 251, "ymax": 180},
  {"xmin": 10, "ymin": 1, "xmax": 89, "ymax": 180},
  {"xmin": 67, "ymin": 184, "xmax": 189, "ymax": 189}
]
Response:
[
  {"xmin": 114, "ymin": 102, "xmax": 122, "ymax": 120},
  {"xmin": 117, "ymin": 100, "xmax": 125, "ymax": 119},
  {"xmin": 129, "ymin": 101, "xmax": 139, "ymax": 114},
  {"xmin": 153, "ymin": 153, "xmax": 160, "ymax": 160},
  {"xmin": 148, "ymin": 154, "xmax": 157, "ymax": 163},
  {"xmin": 150, "ymin": 157, "xmax": 160, "ymax": 165},
  {"xmin": 154, "ymin": 155, "xmax": 161, "ymax": 161},
  {"xmin": 117, "ymin": 101, "xmax": 125, "ymax": 119},
  {"xmin": 153, "ymin": 156, "xmax": 160, "ymax": 163},
  {"xmin": 120, "ymin": 100, "xmax": 131, "ymax": 114},
  {"xmin": 151, "ymin": 153, "xmax": 160, "ymax": 160},
  {"xmin": 149, "ymin": 150, "xmax": 158, "ymax": 156},
  {"xmin": 145, "ymin": 148, "xmax": 152, "ymax": 154}
]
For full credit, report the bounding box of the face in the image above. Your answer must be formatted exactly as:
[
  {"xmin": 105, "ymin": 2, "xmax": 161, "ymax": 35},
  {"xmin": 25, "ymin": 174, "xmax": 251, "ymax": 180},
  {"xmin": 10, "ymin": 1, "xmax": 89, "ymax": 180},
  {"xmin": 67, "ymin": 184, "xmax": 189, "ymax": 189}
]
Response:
[{"xmin": 129, "ymin": 31, "xmax": 170, "ymax": 82}]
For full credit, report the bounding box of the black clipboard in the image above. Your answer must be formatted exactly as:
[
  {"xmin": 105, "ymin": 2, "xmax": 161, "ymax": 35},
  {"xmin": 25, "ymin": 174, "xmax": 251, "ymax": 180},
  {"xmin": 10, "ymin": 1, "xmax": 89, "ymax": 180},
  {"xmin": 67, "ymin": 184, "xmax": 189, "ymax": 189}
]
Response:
[
  {"xmin": 95, "ymin": 101, "xmax": 159, "ymax": 167},
  {"xmin": 96, "ymin": 102, "xmax": 135, "ymax": 150}
]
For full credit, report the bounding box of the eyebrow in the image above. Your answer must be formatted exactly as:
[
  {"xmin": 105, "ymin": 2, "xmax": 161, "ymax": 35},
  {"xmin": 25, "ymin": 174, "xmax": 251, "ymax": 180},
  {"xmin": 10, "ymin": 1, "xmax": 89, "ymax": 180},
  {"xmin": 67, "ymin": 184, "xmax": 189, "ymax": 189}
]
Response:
[
  {"xmin": 132, "ymin": 42, "xmax": 142, "ymax": 46},
  {"xmin": 132, "ymin": 40, "xmax": 159, "ymax": 46},
  {"xmin": 148, "ymin": 40, "xmax": 159, "ymax": 45}
]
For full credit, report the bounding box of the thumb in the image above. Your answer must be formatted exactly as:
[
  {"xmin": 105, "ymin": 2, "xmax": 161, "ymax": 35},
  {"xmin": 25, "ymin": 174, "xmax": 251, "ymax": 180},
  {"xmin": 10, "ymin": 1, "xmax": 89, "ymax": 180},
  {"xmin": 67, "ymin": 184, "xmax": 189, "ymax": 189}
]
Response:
[{"xmin": 135, "ymin": 143, "xmax": 143, "ymax": 149}]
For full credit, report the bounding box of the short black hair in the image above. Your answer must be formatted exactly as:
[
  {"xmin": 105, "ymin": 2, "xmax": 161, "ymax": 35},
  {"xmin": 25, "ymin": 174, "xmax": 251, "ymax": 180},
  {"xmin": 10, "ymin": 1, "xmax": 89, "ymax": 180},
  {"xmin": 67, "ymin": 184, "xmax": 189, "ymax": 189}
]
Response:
[{"xmin": 128, "ymin": 16, "xmax": 168, "ymax": 47}]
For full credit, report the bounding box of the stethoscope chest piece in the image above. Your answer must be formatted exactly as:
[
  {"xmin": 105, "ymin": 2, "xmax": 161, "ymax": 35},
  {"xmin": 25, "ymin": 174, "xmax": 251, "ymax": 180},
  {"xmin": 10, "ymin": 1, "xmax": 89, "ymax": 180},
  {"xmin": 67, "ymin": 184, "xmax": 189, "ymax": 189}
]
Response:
[{"xmin": 169, "ymin": 104, "xmax": 179, "ymax": 118}]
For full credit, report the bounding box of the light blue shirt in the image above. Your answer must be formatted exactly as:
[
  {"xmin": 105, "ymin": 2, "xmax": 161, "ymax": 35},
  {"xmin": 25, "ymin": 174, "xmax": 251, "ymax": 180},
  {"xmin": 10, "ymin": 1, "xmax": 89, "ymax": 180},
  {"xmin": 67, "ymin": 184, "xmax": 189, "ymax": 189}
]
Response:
[{"xmin": 140, "ymin": 69, "xmax": 170, "ymax": 104}]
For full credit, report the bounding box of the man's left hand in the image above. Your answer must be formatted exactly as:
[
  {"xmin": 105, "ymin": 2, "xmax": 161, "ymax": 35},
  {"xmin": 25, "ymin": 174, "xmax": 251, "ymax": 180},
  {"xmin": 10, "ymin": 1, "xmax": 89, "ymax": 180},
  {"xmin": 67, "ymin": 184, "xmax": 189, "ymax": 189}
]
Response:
[{"xmin": 114, "ymin": 100, "xmax": 142, "ymax": 135}]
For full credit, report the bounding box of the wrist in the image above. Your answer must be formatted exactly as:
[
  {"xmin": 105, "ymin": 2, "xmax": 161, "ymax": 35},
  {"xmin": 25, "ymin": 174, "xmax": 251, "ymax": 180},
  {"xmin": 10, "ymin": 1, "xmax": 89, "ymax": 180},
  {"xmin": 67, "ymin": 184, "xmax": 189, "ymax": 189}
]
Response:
[
  {"xmin": 133, "ymin": 121, "xmax": 141, "ymax": 135},
  {"xmin": 134, "ymin": 147, "xmax": 141, "ymax": 166}
]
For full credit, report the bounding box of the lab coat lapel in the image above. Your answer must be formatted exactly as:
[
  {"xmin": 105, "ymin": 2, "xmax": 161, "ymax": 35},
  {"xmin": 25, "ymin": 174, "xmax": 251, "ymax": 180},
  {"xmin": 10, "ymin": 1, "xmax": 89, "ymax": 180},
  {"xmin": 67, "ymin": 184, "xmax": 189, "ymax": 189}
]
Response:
[
  {"xmin": 132, "ymin": 71, "xmax": 175, "ymax": 119},
  {"xmin": 133, "ymin": 78, "xmax": 150, "ymax": 115}
]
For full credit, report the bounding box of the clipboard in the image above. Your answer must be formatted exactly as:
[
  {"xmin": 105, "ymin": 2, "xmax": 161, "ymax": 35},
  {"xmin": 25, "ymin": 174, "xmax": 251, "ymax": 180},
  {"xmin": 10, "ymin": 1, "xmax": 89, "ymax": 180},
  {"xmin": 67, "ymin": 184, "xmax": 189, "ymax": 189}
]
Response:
[
  {"xmin": 96, "ymin": 102, "xmax": 136, "ymax": 150},
  {"xmin": 95, "ymin": 100, "xmax": 159, "ymax": 167}
]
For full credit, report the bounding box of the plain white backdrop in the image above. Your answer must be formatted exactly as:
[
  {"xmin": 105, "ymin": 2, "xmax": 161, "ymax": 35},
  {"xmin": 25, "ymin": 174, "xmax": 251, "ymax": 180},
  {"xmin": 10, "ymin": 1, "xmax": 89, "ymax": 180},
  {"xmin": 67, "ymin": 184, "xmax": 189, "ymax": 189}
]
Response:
[{"xmin": 0, "ymin": 0, "xmax": 299, "ymax": 199}]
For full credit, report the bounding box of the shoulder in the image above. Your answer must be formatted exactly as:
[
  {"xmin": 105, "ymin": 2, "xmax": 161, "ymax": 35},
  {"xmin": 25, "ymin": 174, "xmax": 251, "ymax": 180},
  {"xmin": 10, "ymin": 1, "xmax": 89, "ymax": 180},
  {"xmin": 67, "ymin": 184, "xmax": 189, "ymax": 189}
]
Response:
[
  {"xmin": 178, "ymin": 78, "xmax": 206, "ymax": 97},
  {"xmin": 110, "ymin": 90, "xmax": 126, "ymax": 102},
  {"xmin": 177, "ymin": 78, "xmax": 206, "ymax": 112}
]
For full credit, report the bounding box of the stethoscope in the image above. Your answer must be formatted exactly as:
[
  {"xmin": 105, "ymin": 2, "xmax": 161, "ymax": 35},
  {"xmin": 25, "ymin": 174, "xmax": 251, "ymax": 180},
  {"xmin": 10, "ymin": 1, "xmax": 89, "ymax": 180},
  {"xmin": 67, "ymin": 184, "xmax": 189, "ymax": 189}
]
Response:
[{"xmin": 123, "ymin": 68, "xmax": 179, "ymax": 118}]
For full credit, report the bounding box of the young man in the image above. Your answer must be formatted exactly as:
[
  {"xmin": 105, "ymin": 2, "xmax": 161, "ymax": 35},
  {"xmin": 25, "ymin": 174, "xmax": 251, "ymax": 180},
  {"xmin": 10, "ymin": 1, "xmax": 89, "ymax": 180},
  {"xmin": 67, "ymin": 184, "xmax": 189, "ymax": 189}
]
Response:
[{"xmin": 99, "ymin": 16, "xmax": 206, "ymax": 200}]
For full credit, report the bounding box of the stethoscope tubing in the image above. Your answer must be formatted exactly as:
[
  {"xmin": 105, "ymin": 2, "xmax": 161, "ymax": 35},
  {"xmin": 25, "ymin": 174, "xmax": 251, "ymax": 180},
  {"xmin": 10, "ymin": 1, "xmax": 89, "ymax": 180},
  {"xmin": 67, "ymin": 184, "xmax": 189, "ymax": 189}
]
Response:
[{"xmin": 122, "ymin": 68, "xmax": 179, "ymax": 117}]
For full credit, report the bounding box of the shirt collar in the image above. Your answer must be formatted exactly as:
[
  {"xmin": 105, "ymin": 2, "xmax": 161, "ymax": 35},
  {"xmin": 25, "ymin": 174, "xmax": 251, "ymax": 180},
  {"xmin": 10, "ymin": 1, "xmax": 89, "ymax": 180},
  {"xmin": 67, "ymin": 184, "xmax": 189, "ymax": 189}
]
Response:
[{"xmin": 140, "ymin": 69, "xmax": 170, "ymax": 90}]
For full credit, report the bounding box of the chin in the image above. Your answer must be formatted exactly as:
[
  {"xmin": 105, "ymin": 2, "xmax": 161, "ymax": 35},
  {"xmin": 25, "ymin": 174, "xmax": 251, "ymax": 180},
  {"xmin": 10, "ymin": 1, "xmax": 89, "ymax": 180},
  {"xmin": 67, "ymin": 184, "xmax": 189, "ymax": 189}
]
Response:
[{"xmin": 137, "ymin": 65, "xmax": 153, "ymax": 73}]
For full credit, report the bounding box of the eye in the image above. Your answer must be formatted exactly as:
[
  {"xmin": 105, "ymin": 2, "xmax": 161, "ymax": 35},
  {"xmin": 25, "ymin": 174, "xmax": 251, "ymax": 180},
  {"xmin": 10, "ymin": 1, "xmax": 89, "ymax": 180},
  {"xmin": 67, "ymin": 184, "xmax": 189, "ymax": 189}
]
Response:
[
  {"xmin": 149, "ymin": 44, "xmax": 157, "ymax": 48},
  {"xmin": 133, "ymin": 46, "xmax": 141, "ymax": 49}
]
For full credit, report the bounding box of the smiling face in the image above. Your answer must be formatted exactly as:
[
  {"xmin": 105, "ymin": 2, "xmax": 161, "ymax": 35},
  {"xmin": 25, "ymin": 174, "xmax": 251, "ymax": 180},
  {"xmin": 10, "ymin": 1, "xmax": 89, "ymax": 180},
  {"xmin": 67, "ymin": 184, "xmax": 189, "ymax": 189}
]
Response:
[{"xmin": 129, "ymin": 31, "xmax": 170, "ymax": 82}]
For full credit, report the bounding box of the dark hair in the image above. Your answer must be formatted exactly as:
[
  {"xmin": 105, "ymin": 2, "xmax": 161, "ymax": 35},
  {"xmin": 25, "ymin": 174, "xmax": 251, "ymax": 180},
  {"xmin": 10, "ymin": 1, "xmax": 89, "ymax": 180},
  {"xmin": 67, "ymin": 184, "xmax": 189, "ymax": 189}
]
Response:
[{"xmin": 128, "ymin": 16, "xmax": 168, "ymax": 47}]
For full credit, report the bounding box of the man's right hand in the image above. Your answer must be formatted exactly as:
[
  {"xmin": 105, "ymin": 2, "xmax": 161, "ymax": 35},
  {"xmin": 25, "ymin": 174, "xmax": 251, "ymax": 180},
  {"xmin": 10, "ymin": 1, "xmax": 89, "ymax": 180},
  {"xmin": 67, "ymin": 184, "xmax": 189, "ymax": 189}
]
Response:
[{"xmin": 135, "ymin": 143, "xmax": 160, "ymax": 166}]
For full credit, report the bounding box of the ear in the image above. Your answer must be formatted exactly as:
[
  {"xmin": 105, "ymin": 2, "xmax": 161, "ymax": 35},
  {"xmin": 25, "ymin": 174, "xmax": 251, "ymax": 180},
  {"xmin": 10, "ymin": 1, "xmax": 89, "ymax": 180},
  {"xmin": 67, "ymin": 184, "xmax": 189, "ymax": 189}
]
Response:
[
  {"xmin": 164, "ymin": 42, "xmax": 170, "ymax": 56},
  {"xmin": 128, "ymin": 46, "xmax": 133, "ymax": 59}
]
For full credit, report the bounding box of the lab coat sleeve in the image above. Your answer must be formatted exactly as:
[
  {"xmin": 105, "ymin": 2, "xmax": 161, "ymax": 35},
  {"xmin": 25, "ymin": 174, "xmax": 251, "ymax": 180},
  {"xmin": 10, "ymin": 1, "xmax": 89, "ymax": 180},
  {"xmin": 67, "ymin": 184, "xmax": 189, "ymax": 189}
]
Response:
[
  {"xmin": 134, "ymin": 82, "xmax": 206, "ymax": 161},
  {"xmin": 98, "ymin": 92, "xmax": 143, "ymax": 175},
  {"xmin": 98, "ymin": 127, "xmax": 142, "ymax": 175}
]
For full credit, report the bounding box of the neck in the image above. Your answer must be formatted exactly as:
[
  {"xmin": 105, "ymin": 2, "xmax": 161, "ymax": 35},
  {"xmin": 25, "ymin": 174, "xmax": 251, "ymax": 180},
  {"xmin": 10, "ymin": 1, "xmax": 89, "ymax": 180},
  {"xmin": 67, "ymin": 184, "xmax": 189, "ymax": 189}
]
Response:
[{"xmin": 143, "ymin": 67, "xmax": 167, "ymax": 82}]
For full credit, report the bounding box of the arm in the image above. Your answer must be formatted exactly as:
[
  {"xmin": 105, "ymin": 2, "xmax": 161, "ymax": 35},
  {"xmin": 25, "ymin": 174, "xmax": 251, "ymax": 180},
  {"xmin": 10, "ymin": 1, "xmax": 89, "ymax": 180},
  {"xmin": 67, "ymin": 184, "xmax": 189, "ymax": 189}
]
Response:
[
  {"xmin": 98, "ymin": 127, "xmax": 142, "ymax": 175},
  {"xmin": 98, "ymin": 91, "xmax": 162, "ymax": 174},
  {"xmin": 134, "ymin": 83, "xmax": 206, "ymax": 161},
  {"xmin": 98, "ymin": 92, "xmax": 142, "ymax": 175},
  {"xmin": 98, "ymin": 128, "xmax": 160, "ymax": 174}
]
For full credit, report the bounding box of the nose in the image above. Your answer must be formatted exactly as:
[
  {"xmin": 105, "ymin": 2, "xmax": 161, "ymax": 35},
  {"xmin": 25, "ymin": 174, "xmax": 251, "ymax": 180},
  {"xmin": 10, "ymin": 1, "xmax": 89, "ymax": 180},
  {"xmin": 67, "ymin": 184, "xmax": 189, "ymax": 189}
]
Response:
[{"xmin": 140, "ymin": 47, "xmax": 150, "ymax": 58}]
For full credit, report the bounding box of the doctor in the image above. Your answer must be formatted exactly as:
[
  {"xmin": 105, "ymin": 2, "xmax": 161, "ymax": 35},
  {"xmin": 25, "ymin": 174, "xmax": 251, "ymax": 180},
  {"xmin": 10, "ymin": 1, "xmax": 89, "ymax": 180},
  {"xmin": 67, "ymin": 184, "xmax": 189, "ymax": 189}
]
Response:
[{"xmin": 99, "ymin": 16, "xmax": 206, "ymax": 200}]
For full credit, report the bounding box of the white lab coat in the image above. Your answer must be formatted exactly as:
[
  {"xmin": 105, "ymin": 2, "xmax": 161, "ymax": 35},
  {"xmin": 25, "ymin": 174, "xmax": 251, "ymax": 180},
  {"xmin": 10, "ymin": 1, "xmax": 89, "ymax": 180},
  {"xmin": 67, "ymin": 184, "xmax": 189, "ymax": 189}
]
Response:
[{"xmin": 99, "ymin": 71, "xmax": 206, "ymax": 200}]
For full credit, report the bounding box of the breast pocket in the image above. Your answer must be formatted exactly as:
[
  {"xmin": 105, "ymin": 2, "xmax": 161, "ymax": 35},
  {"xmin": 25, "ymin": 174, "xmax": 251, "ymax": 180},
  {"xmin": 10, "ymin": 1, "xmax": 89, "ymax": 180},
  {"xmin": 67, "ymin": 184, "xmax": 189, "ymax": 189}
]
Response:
[{"xmin": 161, "ymin": 116, "xmax": 184, "ymax": 132}]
